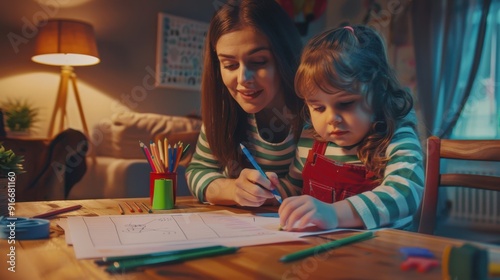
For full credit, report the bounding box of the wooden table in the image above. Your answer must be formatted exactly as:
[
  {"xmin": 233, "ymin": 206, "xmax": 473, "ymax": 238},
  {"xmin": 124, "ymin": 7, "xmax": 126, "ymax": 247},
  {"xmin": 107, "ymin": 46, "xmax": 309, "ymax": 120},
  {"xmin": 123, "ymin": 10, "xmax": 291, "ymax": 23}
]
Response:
[{"xmin": 1, "ymin": 197, "xmax": 498, "ymax": 280}]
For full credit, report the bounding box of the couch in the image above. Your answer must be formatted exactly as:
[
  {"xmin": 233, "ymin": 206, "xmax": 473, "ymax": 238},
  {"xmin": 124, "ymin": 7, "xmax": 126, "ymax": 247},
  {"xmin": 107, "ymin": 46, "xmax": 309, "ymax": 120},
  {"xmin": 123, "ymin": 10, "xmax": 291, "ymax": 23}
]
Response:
[{"xmin": 68, "ymin": 112, "xmax": 201, "ymax": 200}]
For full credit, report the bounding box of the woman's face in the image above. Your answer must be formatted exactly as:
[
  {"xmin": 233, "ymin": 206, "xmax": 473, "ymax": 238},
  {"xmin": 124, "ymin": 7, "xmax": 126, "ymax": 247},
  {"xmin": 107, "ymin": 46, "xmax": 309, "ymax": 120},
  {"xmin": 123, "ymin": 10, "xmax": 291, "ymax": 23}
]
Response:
[{"xmin": 216, "ymin": 26, "xmax": 284, "ymax": 114}]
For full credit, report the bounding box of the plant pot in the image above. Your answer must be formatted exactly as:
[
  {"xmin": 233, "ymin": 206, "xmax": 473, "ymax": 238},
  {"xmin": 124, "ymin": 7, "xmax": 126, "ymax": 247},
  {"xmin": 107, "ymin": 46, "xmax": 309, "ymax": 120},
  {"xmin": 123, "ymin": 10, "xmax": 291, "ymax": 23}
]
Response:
[{"xmin": 6, "ymin": 130, "xmax": 31, "ymax": 139}]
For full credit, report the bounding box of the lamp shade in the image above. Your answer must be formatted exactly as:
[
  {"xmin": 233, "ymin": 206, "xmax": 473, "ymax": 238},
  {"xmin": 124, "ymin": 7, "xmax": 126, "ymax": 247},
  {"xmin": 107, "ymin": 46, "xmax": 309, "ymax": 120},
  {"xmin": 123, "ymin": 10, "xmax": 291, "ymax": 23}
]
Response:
[{"xmin": 32, "ymin": 19, "xmax": 100, "ymax": 66}]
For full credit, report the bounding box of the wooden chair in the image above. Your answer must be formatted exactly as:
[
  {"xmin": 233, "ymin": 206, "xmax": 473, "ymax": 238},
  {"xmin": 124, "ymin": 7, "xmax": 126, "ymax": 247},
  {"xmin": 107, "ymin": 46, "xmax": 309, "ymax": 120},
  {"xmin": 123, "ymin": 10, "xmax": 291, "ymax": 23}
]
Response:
[{"xmin": 417, "ymin": 136, "xmax": 500, "ymax": 234}]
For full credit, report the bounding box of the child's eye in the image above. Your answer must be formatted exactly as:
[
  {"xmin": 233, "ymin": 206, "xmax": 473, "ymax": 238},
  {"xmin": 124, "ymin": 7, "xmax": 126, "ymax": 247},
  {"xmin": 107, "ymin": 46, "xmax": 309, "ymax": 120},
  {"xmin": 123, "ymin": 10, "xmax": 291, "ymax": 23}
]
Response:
[
  {"xmin": 338, "ymin": 101, "xmax": 355, "ymax": 108},
  {"xmin": 311, "ymin": 105, "xmax": 325, "ymax": 112}
]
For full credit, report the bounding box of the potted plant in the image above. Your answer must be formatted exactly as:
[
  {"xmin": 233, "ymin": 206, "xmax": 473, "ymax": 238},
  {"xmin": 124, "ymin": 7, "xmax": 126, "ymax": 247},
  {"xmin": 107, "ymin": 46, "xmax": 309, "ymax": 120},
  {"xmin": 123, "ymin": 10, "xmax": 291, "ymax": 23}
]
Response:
[
  {"xmin": 0, "ymin": 142, "xmax": 24, "ymax": 216},
  {"xmin": 1, "ymin": 98, "xmax": 39, "ymax": 134}
]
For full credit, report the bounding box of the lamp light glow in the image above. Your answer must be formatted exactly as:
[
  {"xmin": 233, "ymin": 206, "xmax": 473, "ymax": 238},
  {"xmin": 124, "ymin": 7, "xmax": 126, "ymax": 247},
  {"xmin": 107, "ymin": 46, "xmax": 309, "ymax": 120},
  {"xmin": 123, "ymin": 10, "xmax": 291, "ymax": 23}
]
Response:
[{"xmin": 31, "ymin": 18, "xmax": 100, "ymax": 138}]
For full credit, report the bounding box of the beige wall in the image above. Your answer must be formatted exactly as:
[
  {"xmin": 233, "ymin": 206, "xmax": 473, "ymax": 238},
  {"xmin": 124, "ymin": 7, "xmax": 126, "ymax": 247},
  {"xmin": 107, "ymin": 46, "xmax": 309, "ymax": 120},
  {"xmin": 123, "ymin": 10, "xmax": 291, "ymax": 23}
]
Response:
[
  {"xmin": 0, "ymin": 1, "xmax": 414, "ymax": 139},
  {"xmin": 0, "ymin": 0, "xmax": 214, "ymax": 138}
]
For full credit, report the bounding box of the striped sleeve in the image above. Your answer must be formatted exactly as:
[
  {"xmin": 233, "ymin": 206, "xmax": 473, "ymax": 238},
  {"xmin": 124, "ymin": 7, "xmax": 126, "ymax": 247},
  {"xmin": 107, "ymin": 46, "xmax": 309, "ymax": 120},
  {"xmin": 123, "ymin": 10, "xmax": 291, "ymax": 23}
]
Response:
[
  {"xmin": 186, "ymin": 115, "xmax": 299, "ymax": 203},
  {"xmin": 185, "ymin": 125, "xmax": 226, "ymax": 203},
  {"xmin": 346, "ymin": 125, "xmax": 424, "ymax": 229}
]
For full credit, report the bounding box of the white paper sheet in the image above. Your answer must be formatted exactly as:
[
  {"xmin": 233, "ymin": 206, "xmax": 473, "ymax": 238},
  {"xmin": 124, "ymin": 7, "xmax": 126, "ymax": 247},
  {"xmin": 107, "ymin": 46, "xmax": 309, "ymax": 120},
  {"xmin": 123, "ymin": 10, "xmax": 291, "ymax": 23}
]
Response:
[
  {"xmin": 67, "ymin": 210, "xmax": 296, "ymax": 259},
  {"xmin": 67, "ymin": 210, "xmax": 374, "ymax": 259}
]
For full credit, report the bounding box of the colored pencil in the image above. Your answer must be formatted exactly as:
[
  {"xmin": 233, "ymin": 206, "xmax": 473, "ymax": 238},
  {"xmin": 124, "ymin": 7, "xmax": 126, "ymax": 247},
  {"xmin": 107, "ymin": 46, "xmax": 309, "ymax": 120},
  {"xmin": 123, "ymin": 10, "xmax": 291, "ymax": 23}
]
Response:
[
  {"xmin": 279, "ymin": 231, "xmax": 374, "ymax": 262},
  {"xmin": 239, "ymin": 143, "xmax": 283, "ymax": 204},
  {"xmin": 96, "ymin": 245, "xmax": 228, "ymax": 264},
  {"xmin": 163, "ymin": 137, "xmax": 170, "ymax": 171},
  {"xmin": 157, "ymin": 139, "xmax": 165, "ymax": 165},
  {"xmin": 139, "ymin": 141, "xmax": 157, "ymax": 173},
  {"xmin": 180, "ymin": 143, "xmax": 191, "ymax": 159},
  {"xmin": 140, "ymin": 202, "xmax": 153, "ymax": 213},
  {"xmin": 123, "ymin": 202, "xmax": 134, "ymax": 213},
  {"xmin": 118, "ymin": 204, "xmax": 125, "ymax": 215},
  {"xmin": 133, "ymin": 202, "xmax": 143, "ymax": 212},
  {"xmin": 31, "ymin": 204, "xmax": 82, "ymax": 219},
  {"xmin": 106, "ymin": 246, "xmax": 239, "ymax": 272}
]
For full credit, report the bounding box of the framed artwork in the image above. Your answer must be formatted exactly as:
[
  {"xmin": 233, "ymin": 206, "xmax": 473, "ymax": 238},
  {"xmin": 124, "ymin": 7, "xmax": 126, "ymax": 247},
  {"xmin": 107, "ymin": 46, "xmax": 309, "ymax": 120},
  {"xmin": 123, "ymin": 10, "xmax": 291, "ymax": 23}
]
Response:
[{"xmin": 155, "ymin": 13, "xmax": 208, "ymax": 90}]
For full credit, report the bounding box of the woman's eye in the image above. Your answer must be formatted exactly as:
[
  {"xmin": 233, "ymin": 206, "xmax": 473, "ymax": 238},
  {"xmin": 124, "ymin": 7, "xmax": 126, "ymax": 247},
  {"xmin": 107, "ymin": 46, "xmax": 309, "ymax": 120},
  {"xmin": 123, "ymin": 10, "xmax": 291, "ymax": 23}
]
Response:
[
  {"xmin": 251, "ymin": 60, "xmax": 267, "ymax": 66},
  {"xmin": 222, "ymin": 63, "xmax": 237, "ymax": 70}
]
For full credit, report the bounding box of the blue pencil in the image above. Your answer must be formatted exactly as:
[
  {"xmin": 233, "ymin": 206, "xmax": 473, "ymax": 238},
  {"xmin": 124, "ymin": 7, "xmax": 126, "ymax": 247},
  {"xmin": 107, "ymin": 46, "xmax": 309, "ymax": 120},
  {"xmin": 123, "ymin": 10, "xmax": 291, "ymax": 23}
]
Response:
[{"xmin": 239, "ymin": 143, "xmax": 283, "ymax": 204}]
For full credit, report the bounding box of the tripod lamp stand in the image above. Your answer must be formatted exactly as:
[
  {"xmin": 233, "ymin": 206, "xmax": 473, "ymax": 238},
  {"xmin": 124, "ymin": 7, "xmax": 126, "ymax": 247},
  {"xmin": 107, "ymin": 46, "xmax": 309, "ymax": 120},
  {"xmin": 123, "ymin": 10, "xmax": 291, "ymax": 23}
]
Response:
[{"xmin": 32, "ymin": 19, "xmax": 100, "ymax": 139}]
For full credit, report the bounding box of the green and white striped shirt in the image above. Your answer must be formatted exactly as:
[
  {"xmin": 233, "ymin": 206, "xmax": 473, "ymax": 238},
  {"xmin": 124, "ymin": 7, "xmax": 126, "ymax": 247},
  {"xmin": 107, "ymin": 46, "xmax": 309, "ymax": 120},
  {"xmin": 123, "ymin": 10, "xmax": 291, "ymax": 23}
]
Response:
[
  {"xmin": 186, "ymin": 114, "xmax": 297, "ymax": 202},
  {"xmin": 278, "ymin": 120, "xmax": 424, "ymax": 229}
]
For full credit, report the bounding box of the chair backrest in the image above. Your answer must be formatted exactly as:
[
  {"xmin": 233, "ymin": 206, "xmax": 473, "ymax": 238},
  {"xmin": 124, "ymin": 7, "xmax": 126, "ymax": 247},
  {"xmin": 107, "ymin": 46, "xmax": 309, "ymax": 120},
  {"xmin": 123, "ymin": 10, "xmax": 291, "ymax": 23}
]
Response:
[{"xmin": 417, "ymin": 136, "xmax": 500, "ymax": 234}]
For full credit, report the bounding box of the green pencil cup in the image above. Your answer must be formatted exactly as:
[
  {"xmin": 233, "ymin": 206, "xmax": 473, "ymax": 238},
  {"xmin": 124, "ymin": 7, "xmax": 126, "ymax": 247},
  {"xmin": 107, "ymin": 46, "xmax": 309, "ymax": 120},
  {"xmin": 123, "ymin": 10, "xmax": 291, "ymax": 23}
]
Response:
[
  {"xmin": 149, "ymin": 172, "xmax": 177, "ymax": 205},
  {"xmin": 152, "ymin": 179, "xmax": 174, "ymax": 210}
]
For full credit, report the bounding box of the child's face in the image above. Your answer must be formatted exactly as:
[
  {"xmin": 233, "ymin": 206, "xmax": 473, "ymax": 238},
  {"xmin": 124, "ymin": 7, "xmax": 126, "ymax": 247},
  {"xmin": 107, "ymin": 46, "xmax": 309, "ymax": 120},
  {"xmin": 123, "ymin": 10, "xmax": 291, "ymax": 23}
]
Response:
[
  {"xmin": 305, "ymin": 88, "xmax": 373, "ymax": 147},
  {"xmin": 216, "ymin": 27, "xmax": 284, "ymax": 114}
]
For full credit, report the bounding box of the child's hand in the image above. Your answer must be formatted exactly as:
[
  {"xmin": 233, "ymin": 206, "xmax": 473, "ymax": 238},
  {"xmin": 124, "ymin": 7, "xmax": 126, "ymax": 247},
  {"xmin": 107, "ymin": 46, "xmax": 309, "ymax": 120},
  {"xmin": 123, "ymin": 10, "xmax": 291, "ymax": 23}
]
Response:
[
  {"xmin": 278, "ymin": 195, "xmax": 338, "ymax": 230},
  {"xmin": 232, "ymin": 168, "xmax": 275, "ymax": 207}
]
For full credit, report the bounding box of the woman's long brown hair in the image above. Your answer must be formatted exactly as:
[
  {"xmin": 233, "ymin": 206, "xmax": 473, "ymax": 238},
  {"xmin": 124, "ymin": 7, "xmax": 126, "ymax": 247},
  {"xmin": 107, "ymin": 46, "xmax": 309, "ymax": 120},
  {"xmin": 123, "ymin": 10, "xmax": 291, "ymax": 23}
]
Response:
[{"xmin": 201, "ymin": 0, "xmax": 303, "ymax": 176}]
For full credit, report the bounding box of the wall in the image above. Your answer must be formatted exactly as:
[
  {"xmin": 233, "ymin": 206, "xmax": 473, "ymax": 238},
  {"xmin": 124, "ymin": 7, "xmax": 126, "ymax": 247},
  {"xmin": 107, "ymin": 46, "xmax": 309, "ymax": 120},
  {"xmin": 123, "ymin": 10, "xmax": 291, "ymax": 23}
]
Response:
[
  {"xmin": 0, "ymin": 0, "xmax": 216, "ymax": 139},
  {"xmin": 0, "ymin": 1, "xmax": 414, "ymax": 140}
]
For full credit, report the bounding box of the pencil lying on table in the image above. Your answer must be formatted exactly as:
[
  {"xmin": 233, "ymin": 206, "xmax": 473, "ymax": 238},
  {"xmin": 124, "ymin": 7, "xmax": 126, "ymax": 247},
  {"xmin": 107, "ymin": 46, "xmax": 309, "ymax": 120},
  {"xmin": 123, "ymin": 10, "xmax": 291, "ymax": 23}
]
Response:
[
  {"xmin": 117, "ymin": 204, "xmax": 125, "ymax": 215},
  {"xmin": 140, "ymin": 202, "xmax": 153, "ymax": 213},
  {"xmin": 133, "ymin": 202, "xmax": 143, "ymax": 212},
  {"xmin": 31, "ymin": 204, "xmax": 82, "ymax": 219},
  {"xmin": 106, "ymin": 246, "xmax": 239, "ymax": 273},
  {"xmin": 280, "ymin": 231, "xmax": 374, "ymax": 262},
  {"xmin": 123, "ymin": 202, "xmax": 135, "ymax": 213}
]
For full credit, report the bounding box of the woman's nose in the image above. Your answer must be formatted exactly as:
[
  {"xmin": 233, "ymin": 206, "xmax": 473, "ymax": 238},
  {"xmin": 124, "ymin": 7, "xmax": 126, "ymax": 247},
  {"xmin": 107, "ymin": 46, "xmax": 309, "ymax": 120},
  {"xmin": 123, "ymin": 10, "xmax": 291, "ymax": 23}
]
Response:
[{"xmin": 238, "ymin": 65, "xmax": 254, "ymax": 85}]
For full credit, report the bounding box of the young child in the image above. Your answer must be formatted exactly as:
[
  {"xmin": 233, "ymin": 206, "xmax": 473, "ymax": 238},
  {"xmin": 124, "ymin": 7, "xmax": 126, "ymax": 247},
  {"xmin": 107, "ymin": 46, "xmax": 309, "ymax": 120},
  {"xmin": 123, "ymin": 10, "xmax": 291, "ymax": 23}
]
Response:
[{"xmin": 276, "ymin": 25, "xmax": 424, "ymax": 230}]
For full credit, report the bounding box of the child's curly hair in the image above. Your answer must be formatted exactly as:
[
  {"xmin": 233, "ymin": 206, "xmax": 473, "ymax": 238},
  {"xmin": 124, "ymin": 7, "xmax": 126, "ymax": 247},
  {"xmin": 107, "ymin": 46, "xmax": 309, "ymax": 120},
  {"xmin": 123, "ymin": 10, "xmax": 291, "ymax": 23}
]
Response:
[{"xmin": 294, "ymin": 25, "xmax": 413, "ymax": 182}]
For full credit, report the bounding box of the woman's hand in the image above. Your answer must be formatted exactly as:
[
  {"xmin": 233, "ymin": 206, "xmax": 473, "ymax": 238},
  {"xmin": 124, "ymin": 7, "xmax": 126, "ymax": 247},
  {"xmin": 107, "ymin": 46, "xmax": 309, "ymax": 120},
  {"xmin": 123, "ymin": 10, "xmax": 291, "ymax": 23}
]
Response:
[
  {"xmin": 278, "ymin": 195, "xmax": 338, "ymax": 230},
  {"xmin": 232, "ymin": 168, "xmax": 276, "ymax": 207}
]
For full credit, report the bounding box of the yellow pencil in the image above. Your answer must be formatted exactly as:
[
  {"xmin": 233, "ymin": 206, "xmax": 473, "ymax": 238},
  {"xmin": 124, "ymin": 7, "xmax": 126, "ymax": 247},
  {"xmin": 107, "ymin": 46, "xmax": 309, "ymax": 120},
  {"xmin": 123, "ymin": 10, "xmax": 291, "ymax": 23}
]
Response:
[
  {"xmin": 164, "ymin": 138, "xmax": 169, "ymax": 171},
  {"xmin": 157, "ymin": 139, "xmax": 165, "ymax": 166},
  {"xmin": 150, "ymin": 142, "xmax": 164, "ymax": 173}
]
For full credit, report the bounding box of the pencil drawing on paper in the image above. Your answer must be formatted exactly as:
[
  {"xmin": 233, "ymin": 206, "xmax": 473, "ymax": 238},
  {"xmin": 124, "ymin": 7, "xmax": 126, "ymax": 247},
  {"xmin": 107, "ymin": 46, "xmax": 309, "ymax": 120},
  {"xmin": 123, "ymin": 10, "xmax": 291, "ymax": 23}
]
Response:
[
  {"xmin": 83, "ymin": 212, "xmax": 277, "ymax": 246},
  {"xmin": 122, "ymin": 217, "xmax": 178, "ymax": 235}
]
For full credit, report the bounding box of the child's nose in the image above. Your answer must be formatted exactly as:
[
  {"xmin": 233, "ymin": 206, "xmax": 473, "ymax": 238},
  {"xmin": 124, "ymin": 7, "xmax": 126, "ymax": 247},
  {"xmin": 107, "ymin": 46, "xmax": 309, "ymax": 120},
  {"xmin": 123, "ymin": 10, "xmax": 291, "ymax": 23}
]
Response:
[{"xmin": 328, "ymin": 112, "xmax": 342, "ymax": 125}]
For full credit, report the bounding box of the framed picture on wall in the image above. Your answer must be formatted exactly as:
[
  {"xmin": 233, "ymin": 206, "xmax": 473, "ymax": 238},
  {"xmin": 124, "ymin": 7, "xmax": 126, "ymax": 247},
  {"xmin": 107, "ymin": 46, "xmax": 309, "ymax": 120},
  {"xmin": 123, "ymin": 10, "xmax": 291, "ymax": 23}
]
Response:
[{"xmin": 155, "ymin": 13, "xmax": 208, "ymax": 90}]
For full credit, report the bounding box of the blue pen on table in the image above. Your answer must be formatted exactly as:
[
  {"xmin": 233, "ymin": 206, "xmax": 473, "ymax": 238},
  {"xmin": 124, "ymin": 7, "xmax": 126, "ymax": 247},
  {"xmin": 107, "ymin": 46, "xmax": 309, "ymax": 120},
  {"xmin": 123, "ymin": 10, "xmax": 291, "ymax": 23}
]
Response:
[{"xmin": 239, "ymin": 143, "xmax": 282, "ymax": 204}]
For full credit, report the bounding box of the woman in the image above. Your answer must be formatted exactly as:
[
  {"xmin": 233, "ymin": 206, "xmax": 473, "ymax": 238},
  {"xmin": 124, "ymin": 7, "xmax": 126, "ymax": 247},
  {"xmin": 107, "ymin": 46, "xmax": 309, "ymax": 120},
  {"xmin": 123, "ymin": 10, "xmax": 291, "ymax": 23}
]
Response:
[{"xmin": 186, "ymin": 0, "xmax": 304, "ymax": 206}]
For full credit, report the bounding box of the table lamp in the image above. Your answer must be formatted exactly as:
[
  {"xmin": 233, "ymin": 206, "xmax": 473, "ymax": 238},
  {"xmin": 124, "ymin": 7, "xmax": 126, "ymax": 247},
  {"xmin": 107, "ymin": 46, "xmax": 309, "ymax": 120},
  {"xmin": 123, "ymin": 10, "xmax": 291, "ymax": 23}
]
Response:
[{"xmin": 32, "ymin": 19, "xmax": 100, "ymax": 139}]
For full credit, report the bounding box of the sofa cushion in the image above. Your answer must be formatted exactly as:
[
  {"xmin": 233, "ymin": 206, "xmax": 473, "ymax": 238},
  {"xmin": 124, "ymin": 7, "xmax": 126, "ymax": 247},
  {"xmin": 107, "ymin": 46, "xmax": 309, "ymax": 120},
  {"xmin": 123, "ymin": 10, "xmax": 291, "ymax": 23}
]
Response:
[{"xmin": 93, "ymin": 112, "xmax": 201, "ymax": 159}]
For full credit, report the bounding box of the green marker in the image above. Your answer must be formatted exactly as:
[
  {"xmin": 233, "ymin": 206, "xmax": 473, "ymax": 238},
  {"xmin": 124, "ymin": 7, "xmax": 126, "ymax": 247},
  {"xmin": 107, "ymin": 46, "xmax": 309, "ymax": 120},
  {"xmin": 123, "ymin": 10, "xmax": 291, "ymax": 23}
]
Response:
[
  {"xmin": 96, "ymin": 245, "xmax": 227, "ymax": 265},
  {"xmin": 280, "ymin": 231, "xmax": 374, "ymax": 262},
  {"xmin": 106, "ymin": 246, "xmax": 239, "ymax": 272}
]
